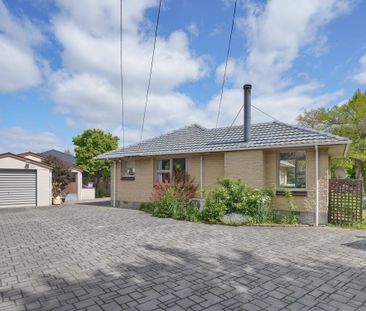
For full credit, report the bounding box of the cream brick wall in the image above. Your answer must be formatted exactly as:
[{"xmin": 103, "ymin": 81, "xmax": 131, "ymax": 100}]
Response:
[
  {"xmin": 112, "ymin": 158, "xmax": 154, "ymax": 203},
  {"xmin": 202, "ymin": 153, "xmax": 224, "ymax": 186},
  {"xmin": 111, "ymin": 147, "xmax": 330, "ymax": 214},
  {"xmin": 264, "ymin": 147, "xmax": 329, "ymax": 213},
  {"xmin": 224, "ymin": 150, "xmax": 265, "ymax": 188}
]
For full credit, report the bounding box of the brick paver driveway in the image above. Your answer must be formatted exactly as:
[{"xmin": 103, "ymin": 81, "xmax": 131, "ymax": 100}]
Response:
[{"xmin": 1, "ymin": 205, "xmax": 366, "ymax": 311}]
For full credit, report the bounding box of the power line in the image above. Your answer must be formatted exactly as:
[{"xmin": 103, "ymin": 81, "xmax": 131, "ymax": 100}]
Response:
[
  {"xmin": 139, "ymin": 0, "xmax": 163, "ymax": 146},
  {"xmin": 215, "ymin": 0, "xmax": 237, "ymax": 128},
  {"xmin": 120, "ymin": 0, "xmax": 125, "ymax": 149},
  {"xmin": 220, "ymin": 102, "xmax": 279, "ymax": 141}
]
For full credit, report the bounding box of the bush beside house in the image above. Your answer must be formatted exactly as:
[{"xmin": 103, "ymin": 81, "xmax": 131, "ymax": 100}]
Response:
[{"xmin": 141, "ymin": 177, "xmax": 299, "ymax": 226}]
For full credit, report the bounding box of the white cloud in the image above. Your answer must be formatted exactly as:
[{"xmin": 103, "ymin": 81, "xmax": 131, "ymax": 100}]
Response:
[
  {"xmin": 210, "ymin": 0, "xmax": 352, "ymax": 126},
  {"xmin": 0, "ymin": 0, "xmax": 44, "ymax": 92},
  {"xmin": 49, "ymin": 0, "xmax": 208, "ymax": 145},
  {"xmin": 48, "ymin": 0, "xmax": 354, "ymax": 144},
  {"xmin": 0, "ymin": 127, "xmax": 68, "ymax": 153},
  {"xmin": 233, "ymin": 0, "xmax": 351, "ymax": 92},
  {"xmin": 187, "ymin": 22, "xmax": 199, "ymax": 37},
  {"xmin": 352, "ymin": 54, "xmax": 366, "ymax": 84}
]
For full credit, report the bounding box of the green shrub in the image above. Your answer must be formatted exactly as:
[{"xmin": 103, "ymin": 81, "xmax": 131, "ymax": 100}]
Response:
[
  {"xmin": 172, "ymin": 204, "xmax": 187, "ymax": 220},
  {"xmin": 283, "ymin": 189, "xmax": 298, "ymax": 224},
  {"xmin": 139, "ymin": 202, "xmax": 155, "ymax": 213},
  {"xmin": 202, "ymin": 185, "xmax": 228, "ymax": 223},
  {"xmin": 153, "ymin": 188, "xmax": 180, "ymax": 218},
  {"xmin": 203, "ymin": 178, "xmax": 272, "ymax": 224},
  {"xmin": 245, "ymin": 189, "xmax": 272, "ymax": 223},
  {"xmin": 95, "ymin": 187, "xmax": 108, "ymax": 198},
  {"xmin": 281, "ymin": 214, "xmax": 298, "ymax": 224},
  {"xmin": 271, "ymin": 211, "xmax": 283, "ymax": 224},
  {"xmin": 185, "ymin": 204, "xmax": 201, "ymax": 222}
]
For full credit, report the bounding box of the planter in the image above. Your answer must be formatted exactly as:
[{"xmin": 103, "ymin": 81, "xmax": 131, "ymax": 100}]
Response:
[{"xmin": 53, "ymin": 196, "xmax": 62, "ymax": 205}]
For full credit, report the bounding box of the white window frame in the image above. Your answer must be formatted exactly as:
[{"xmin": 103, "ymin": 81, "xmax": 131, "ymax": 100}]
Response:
[
  {"xmin": 122, "ymin": 159, "xmax": 135, "ymax": 178},
  {"xmin": 156, "ymin": 158, "xmax": 186, "ymax": 183},
  {"xmin": 277, "ymin": 151, "xmax": 307, "ymax": 191}
]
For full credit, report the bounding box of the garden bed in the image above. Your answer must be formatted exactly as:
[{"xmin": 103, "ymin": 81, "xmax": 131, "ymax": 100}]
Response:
[{"xmin": 141, "ymin": 177, "xmax": 301, "ymax": 226}]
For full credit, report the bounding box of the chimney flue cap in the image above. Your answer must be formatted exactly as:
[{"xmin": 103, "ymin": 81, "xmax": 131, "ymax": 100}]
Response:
[{"xmin": 243, "ymin": 84, "xmax": 252, "ymax": 90}]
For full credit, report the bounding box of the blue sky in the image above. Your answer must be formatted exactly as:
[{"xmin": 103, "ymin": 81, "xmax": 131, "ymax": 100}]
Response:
[{"xmin": 1, "ymin": 0, "xmax": 366, "ymax": 153}]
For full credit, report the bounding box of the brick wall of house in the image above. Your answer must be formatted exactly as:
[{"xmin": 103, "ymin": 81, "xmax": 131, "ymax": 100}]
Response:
[
  {"xmin": 186, "ymin": 153, "xmax": 224, "ymax": 190},
  {"xmin": 113, "ymin": 158, "xmax": 154, "ymax": 203},
  {"xmin": 111, "ymin": 146, "xmax": 330, "ymax": 218},
  {"xmin": 224, "ymin": 150, "xmax": 265, "ymax": 188}
]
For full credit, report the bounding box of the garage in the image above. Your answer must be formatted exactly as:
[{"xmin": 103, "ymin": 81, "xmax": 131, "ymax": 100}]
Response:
[{"xmin": 0, "ymin": 153, "xmax": 52, "ymax": 208}]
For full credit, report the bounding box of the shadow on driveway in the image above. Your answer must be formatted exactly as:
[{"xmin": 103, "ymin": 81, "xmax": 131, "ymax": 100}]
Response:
[{"xmin": 2, "ymin": 244, "xmax": 366, "ymax": 310}]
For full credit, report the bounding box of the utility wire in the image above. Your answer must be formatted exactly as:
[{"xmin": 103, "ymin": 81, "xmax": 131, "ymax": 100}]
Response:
[
  {"xmin": 252, "ymin": 104, "xmax": 280, "ymax": 122},
  {"xmin": 215, "ymin": 0, "xmax": 237, "ymax": 128},
  {"xmin": 139, "ymin": 0, "xmax": 163, "ymax": 146},
  {"xmin": 220, "ymin": 102, "xmax": 279, "ymax": 141},
  {"xmin": 120, "ymin": 0, "xmax": 125, "ymax": 149}
]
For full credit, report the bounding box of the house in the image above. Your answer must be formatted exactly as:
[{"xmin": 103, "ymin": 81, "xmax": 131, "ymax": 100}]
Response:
[
  {"xmin": 0, "ymin": 153, "xmax": 52, "ymax": 208},
  {"xmin": 97, "ymin": 85, "xmax": 351, "ymax": 225}
]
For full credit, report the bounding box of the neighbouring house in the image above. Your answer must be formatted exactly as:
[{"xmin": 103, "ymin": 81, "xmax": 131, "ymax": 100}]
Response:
[
  {"xmin": 0, "ymin": 153, "xmax": 52, "ymax": 208},
  {"xmin": 38, "ymin": 150, "xmax": 84, "ymax": 201},
  {"xmin": 39, "ymin": 150, "xmax": 95, "ymax": 201},
  {"xmin": 97, "ymin": 85, "xmax": 351, "ymax": 224}
]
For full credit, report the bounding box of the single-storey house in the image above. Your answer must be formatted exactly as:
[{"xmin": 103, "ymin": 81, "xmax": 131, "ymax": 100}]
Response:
[
  {"xmin": 97, "ymin": 85, "xmax": 351, "ymax": 225},
  {"xmin": 0, "ymin": 153, "xmax": 52, "ymax": 208}
]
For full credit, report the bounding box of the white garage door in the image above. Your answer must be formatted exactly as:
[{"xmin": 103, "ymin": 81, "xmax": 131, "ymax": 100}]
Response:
[{"xmin": 0, "ymin": 169, "xmax": 37, "ymax": 207}]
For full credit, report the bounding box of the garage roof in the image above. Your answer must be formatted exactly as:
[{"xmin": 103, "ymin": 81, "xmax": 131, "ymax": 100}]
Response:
[{"xmin": 0, "ymin": 153, "xmax": 53, "ymax": 170}]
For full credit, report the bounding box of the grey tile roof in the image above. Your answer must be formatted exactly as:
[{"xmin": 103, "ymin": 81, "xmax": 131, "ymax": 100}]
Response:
[
  {"xmin": 40, "ymin": 149, "xmax": 76, "ymax": 165},
  {"xmin": 96, "ymin": 121, "xmax": 351, "ymax": 159}
]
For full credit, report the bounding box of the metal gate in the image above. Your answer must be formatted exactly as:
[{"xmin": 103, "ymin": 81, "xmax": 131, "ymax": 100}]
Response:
[
  {"xmin": 0, "ymin": 169, "xmax": 37, "ymax": 207},
  {"xmin": 328, "ymin": 179, "xmax": 363, "ymax": 224}
]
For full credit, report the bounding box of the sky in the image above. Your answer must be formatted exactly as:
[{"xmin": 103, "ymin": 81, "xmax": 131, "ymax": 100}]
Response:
[{"xmin": 1, "ymin": 0, "xmax": 366, "ymax": 153}]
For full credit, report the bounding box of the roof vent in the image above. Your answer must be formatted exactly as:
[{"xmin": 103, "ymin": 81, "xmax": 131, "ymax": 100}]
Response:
[{"xmin": 243, "ymin": 84, "xmax": 252, "ymax": 142}]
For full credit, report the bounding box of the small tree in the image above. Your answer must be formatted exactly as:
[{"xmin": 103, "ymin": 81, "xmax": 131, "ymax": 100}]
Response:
[
  {"xmin": 73, "ymin": 129, "xmax": 119, "ymax": 190},
  {"xmin": 297, "ymin": 89, "xmax": 366, "ymax": 180},
  {"xmin": 44, "ymin": 156, "xmax": 73, "ymax": 197}
]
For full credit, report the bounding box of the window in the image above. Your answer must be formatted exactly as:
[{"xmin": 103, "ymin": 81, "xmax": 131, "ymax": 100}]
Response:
[
  {"xmin": 156, "ymin": 158, "xmax": 186, "ymax": 182},
  {"xmin": 279, "ymin": 151, "xmax": 306, "ymax": 189},
  {"xmin": 122, "ymin": 160, "xmax": 135, "ymax": 179}
]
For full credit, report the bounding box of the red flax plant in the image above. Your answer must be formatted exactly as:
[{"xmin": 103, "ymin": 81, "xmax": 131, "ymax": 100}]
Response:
[{"xmin": 150, "ymin": 171, "xmax": 199, "ymax": 206}]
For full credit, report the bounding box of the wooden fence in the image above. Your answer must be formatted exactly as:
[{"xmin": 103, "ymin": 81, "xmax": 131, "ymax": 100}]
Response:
[{"xmin": 328, "ymin": 179, "xmax": 363, "ymax": 224}]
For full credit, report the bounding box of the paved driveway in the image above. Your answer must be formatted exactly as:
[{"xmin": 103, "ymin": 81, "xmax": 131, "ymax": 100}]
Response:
[{"xmin": 0, "ymin": 205, "xmax": 366, "ymax": 311}]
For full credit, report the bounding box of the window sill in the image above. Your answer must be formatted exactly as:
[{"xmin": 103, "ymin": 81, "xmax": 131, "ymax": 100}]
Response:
[
  {"xmin": 121, "ymin": 176, "xmax": 135, "ymax": 181},
  {"xmin": 276, "ymin": 190, "xmax": 307, "ymax": 196}
]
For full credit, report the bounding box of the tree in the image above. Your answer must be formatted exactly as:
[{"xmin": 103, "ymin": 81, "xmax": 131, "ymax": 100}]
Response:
[
  {"xmin": 43, "ymin": 155, "xmax": 73, "ymax": 197},
  {"xmin": 72, "ymin": 129, "xmax": 119, "ymax": 190},
  {"xmin": 297, "ymin": 89, "xmax": 366, "ymax": 180}
]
